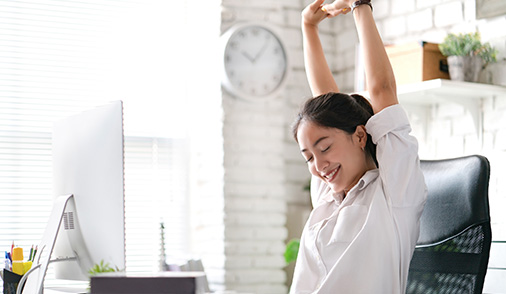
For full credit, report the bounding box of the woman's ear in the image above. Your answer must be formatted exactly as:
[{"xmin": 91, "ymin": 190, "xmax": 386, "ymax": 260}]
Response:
[{"xmin": 354, "ymin": 125, "xmax": 368, "ymax": 147}]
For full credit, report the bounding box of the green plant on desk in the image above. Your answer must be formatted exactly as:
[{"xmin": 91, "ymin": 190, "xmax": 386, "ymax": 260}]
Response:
[
  {"xmin": 87, "ymin": 260, "xmax": 123, "ymax": 291},
  {"xmin": 88, "ymin": 260, "xmax": 121, "ymax": 276}
]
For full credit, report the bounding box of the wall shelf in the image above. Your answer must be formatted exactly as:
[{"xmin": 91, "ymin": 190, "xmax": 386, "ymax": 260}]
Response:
[
  {"xmin": 396, "ymin": 79, "xmax": 506, "ymax": 141},
  {"xmin": 397, "ymin": 79, "xmax": 506, "ymax": 105}
]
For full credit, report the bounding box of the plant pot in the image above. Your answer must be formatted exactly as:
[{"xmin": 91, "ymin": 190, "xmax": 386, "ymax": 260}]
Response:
[{"xmin": 447, "ymin": 55, "xmax": 483, "ymax": 82}]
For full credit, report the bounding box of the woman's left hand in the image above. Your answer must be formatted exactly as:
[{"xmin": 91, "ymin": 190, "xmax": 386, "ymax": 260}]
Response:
[{"xmin": 302, "ymin": 0, "xmax": 329, "ymax": 27}]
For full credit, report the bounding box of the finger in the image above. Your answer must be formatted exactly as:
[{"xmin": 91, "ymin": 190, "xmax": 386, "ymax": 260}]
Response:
[
  {"xmin": 321, "ymin": 4, "xmax": 337, "ymax": 15},
  {"xmin": 326, "ymin": 11, "xmax": 341, "ymax": 18},
  {"xmin": 310, "ymin": 0, "xmax": 326, "ymax": 11},
  {"xmin": 341, "ymin": 7, "xmax": 351, "ymax": 14},
  {"xmin": 321, "ymin": 3, "xmax": 350, "ymax": 14},
  {"xmin": 322, "ymin": 6, "xmax": 350, "ymax": 17}
]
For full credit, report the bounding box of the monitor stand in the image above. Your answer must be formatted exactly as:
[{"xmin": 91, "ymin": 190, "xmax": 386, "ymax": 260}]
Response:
[{"xmin": 17, "ymin": 195, "xmax": 75, "ymax": 294}]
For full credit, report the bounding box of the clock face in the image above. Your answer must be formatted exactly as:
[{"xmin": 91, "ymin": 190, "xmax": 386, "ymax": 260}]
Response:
[{"xmin": 222, "ymin": 25, "xmax": 287, "ymax": 99}]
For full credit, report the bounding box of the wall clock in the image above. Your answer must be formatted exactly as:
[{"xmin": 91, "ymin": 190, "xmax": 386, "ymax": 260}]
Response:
[{"xmin": 221, "ymin": 23, "xmax": 288, "ymax": 101}]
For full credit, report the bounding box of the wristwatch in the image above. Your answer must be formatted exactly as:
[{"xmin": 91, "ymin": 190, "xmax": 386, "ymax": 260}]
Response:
[{"xmin": 351, "ymin": 0, "xmax": 373, "ymax": 12}]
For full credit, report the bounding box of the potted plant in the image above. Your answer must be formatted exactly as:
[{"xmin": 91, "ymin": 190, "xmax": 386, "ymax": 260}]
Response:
[{"xmin": 439, "ymin": 32, "xmax": 497, "ymax": 82}]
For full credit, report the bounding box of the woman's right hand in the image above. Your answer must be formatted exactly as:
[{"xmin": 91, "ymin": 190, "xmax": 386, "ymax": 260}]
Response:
[
  {"xmin": 320, "ymin": 0, "xmax": 354, "ymax": 18},
  {"xmin": 302, "ymin": 0, "xmax": 329, "ymax": 27}
]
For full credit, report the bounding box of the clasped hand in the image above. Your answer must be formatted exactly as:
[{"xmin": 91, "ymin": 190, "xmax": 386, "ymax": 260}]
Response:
[{"xmin": 302, "ymin": 0, "xmax": 354, "ymax": 26}]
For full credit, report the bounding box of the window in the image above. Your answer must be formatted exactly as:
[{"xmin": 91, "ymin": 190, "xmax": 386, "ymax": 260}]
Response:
[
  {"xmin": 124, "ymin": 136, "xmax": 190, "ymax": 273},
  {"xmin": 0, "ymin": 0, "xmax": 190, "ymax": 288}
]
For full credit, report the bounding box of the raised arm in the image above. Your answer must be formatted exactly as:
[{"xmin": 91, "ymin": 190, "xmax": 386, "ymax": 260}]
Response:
[
  {"xmin": 322, "ymin": 0, "xmax": 398, "ymax": 113},
  {"xmin": 302, "ymin": 0, "xmax": 339, "ymax": 96}
]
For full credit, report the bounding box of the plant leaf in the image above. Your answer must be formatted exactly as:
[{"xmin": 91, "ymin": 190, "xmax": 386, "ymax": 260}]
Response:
[{"xmin": 284, "ymin": 239, "xmax": 300, "ymax": 264}]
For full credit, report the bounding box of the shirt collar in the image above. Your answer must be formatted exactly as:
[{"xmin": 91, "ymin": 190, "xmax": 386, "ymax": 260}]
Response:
[
  {"xmin": 356, "ymin": 168, "xmax": 379, "ymax": 191},
  {"xmin": 318, "ymin": 168, "xmax": 379, "ymax": 204}
]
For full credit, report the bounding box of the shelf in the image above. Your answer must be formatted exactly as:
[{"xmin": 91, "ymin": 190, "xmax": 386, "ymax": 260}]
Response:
[
  {"xmin": 397, "ymin": 79, "xmax": 506, "ymax": 105},
  {"xmin": 357, "ymin": 80, "xmax": 506, "ymax": 139},
  {"xmin": 395, "ymin": 79, "xmax": 506, "ymax": 141}
]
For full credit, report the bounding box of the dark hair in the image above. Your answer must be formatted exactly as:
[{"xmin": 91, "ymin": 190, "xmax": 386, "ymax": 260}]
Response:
[{"xmin": 292, "ymin": 92, "xmax": 378, "ymax": 167}]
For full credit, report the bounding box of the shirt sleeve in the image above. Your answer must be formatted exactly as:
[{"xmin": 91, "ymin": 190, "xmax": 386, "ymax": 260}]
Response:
[
  {"xmin": 365, "ymin": 104, "xmax": 427, "ymax": 207},
  {"xmin": 310, "ymin": 175, "xmax": 332, "ymax": 207}
]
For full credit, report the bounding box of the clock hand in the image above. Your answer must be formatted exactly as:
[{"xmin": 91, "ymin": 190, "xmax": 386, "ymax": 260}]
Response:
[
  {"xmin": 252, "ymin": 38, "xmax": 270, "ymax": 62},
  {"xmin": 241, "ymin": 51, "xmax": 255, "ymax": 63}
]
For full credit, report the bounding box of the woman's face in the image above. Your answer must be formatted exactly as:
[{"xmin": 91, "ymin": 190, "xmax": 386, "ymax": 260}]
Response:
[{"xmin": 297, "ymin": 120, "xmax": 368, "ymax": 194}]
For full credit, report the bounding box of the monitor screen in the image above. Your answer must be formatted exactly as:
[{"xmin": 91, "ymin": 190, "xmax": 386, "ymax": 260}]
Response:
[{"xmin": 51, "ymin": 100, "xmax": 126, "ymax": 281}]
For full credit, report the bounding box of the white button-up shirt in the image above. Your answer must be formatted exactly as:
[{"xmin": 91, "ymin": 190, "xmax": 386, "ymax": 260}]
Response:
[{"xmin": 290, "ymin": 105, "xmax": 427, "ymax": 294}]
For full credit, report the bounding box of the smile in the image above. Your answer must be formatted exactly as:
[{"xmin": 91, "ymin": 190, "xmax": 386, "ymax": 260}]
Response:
[{"xmin": 323, "ymin": 166, "xmax": 340, "ymax": 182}]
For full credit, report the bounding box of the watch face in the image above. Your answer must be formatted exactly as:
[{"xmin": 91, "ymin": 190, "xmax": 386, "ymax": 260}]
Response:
[{"xmin": 223, "ymin": 25, "xmax": 287, "ymax": 98}]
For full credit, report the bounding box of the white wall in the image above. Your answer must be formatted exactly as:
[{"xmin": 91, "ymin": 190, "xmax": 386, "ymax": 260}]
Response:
[{"xmin": 197, "ymin": 1, "xmax": 308, "ymax": 293}]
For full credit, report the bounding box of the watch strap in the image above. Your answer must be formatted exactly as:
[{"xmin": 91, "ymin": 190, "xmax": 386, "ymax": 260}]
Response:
[{"xmin": 351, "ymin": 0, "xmax": 373, "ymax": 12}]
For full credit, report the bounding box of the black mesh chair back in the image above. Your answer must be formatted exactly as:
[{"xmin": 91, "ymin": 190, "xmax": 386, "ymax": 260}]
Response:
[{"xmin": 406, "ymin": 155, "xmax": 492, "ymax": 294}]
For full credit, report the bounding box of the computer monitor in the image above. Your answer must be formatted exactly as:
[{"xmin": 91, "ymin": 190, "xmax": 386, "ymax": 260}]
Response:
[
  {"xmin": 20, "ymin": 101, "xmax": 125, "ymax": 293},
  {"xmin": 51, "ymin": 100, "xmax": 126, "ymax": 280}
]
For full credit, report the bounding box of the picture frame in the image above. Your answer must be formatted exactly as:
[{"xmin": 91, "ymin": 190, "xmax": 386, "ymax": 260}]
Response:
[{"xmin": 476, "ymin": 0, "xmax": 506, "ymax": 19}]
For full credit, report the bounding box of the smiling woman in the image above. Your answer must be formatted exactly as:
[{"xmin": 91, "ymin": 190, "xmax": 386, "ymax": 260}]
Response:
[
  {"xmin": 288, "ymin": 1, "xmax": 427, "ymax": 293},
  {"xmin": 293, "ymin": 92, "xmax": 378, "ymax": 172},
  {"xmin": 296, "ymin": 120, "xmax": 374, "ymax": 194}
]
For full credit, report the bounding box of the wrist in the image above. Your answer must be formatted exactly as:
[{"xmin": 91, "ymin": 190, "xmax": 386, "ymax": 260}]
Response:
[
  {"xmin": 302, "ymin": 20, "xmax": 319, "ymax": 30},
  {"xmin": 351, "ymin": 0, "xmax": 373, "ymax": 12}
]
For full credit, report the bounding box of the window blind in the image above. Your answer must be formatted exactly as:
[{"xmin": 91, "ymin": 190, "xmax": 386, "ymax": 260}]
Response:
[
  {"xmin": 0, "ymin": 0, "xmax": 190, "ymax": 289},
  {"xmin": 124, "ymin": 136, "xmax": 190, "ymax": 273}
]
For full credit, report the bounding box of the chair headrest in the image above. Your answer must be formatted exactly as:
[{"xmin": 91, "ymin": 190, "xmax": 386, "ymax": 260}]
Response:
[{"xmin": 418, "ymin": 155, "xmax": 490, "ymax": 245}]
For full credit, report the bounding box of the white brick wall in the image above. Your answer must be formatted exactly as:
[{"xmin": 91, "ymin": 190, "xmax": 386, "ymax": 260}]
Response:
[
  {"xmin": 434, "ymin": 1, "xmax": 464, "ymax": 27},
  {"xmin": 417, "ymin": 0, "xmax": 443, "ymax": 9},
  {"xmin": 220, "ymin": 94, "xmax": 289, "ymax": 292},
  {"xmin": 209, "ymin": 1, "xmax": 304, "ymax": 292},
  {"xmin": 407, "ymin": 9, "xmax": 433, "ymax": 32},
  {"xmin": 391, "ymin": 0, "xmax": 415, "ymax": 15},
  {"xmin": 383, "ymin": 15, "xmax": 408, "ymax": 39}
]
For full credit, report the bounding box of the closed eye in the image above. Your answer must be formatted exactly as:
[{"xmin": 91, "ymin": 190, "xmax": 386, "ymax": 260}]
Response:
[{"xmin": 322, "ymin": 145, "xmax": 331, "ymax": 152}]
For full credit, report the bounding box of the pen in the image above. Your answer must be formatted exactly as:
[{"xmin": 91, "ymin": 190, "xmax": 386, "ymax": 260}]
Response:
[
  {"xmin": 29, "ymin": 245, "xmax": 34, "ymax": 261},
  {"xmin": 11, "ymin": 241, "xmax": 14, "ymax": 257},
  {"xmin": 5, "ymin": 251, "xmax": 12, "ymax": 271},
  {"xmin": 33, "ymin": 245, "xmax": 38, "ymax": 261}
]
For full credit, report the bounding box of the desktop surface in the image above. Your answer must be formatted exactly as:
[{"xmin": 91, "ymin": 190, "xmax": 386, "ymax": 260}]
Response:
[{"xmin": 43, "ymin": 286, "xmax": 88, "ymax": 294}]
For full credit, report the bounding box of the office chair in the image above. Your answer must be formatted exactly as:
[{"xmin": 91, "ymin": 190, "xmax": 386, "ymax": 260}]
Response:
[{"xmin": 406, "ymin": 155, "xmax": 492, "ymax": 294}]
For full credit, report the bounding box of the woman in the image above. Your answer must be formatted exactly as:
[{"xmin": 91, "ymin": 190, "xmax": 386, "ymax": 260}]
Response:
[{"xmin": 290, "ymin": 0, "xmax": 427, "ymax": 293}]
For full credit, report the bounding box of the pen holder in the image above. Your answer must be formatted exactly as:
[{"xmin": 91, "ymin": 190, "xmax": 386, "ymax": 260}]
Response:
[{"xmin": 3, "ymin": 269, "xmax": 22, "ymax": 294}]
